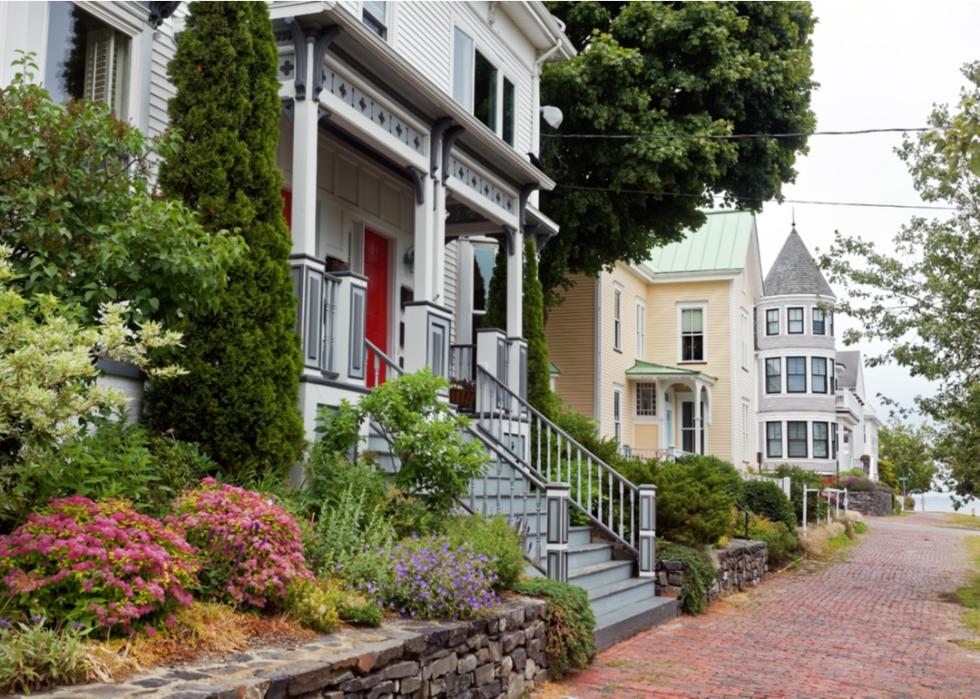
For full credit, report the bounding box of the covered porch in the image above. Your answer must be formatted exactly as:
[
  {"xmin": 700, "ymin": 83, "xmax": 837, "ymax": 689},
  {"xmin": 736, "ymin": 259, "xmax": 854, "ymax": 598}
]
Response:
[
  {"xmin": 623, "ymin": 360, "xmax": 716, "ymax": 461},
  {"xmin": 270, "ymin": 8, "xmax": 555, "ymax": 434}
]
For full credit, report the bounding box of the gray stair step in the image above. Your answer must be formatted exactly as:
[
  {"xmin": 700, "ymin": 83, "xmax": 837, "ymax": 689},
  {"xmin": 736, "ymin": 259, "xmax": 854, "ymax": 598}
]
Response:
[
  {"xmin": 536, "ymin": 542, "xmax": 612, "ymax": 571},
  {"xmin": 588, "ymin": 577, "xmax": 657, "ymax": 618},
  {"xmin": 594, "ymin": 596, "xmax": 679, "ymax": 652},
  {"xmin": 568, "ymin": 559, "xmax": 634, "ymax": 591},
  {"xmin": 569, "ymin": 526, "xmax": 592, "ymax": 547},
  {"xmin": 464, "ymin": 498, "xmax": 546, "ymax": 518}
]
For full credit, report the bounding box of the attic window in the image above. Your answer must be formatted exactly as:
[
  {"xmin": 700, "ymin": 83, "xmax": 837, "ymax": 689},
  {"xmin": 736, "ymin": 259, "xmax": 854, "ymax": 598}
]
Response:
[
  {"xmin": 44, "ymin": 2, "xmax": 130, "ymax": 117},
  {"xmin": 362, "ymin": 1, "xmax": 387, "ymax": 39}
]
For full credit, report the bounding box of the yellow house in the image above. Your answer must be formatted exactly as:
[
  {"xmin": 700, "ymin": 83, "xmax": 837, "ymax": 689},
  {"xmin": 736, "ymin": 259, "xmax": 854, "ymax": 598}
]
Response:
[{"xmin": 546, "ymin": 211, "xmax": 764, "ymax": 468}]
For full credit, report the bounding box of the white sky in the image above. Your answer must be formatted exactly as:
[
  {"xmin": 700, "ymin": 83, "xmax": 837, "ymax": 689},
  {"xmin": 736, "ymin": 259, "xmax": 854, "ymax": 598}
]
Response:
[{"xmin": 754, "ymin": 0, "xmax": 980, "ymax": 424}]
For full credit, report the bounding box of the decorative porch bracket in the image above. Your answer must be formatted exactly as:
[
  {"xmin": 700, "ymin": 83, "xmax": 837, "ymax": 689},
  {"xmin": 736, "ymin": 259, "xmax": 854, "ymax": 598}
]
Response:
[
  {"xmin": 285, "ymin": 18, "xmax": 310, "ymax": 100},
  {"xmin": 637, "ymin": 485, "xmax": 657, "ymax": 578},
  {"xmin": 311, "ymin": 26, "xmax": 342, "ymax": 98},
  {"xmin": 546, "ymin": 482, "xmax": 570, "ymax": 583}
]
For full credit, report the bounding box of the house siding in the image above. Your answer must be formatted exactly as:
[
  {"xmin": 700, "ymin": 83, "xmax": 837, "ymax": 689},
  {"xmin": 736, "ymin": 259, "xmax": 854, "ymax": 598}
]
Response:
[{"xmin": 545, "ymin": 274, "xmax": 595, "ymax": 419}]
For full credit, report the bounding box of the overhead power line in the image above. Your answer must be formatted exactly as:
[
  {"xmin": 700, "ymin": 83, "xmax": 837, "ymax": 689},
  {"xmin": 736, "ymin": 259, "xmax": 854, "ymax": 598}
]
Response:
[
  {"xmin": 550, "ymin": 127, "xmax": 938, "ymax": 140},
  {"xmin": 554, "ymin": 183, "xmax": 957, "ymax": 211}
]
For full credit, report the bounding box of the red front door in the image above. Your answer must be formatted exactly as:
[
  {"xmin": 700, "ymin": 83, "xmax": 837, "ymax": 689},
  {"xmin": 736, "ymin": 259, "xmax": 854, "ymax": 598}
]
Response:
[{"xmin": 364, "ymin": 229, "xmax": 389, "ymax": 387}]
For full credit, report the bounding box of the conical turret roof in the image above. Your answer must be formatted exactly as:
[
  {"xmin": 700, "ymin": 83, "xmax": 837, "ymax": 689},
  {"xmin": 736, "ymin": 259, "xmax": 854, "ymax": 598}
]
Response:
[{"xmin": 764, "ymin": 227, "xmax": 835, "ymax": 298}]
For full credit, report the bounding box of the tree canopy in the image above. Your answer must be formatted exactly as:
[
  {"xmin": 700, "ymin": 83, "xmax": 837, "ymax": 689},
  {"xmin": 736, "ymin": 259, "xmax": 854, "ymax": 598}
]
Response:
[
  {"xmin": 538, "ymin": 1, "xmax": 816, "ymax": 303},
  {"xmin": 877, "ymin": 422, "xmax": 937, "ymax": 495},
  {"xmin": 821, "ymin": 62, "xmax": 980, "ymax": 505}
]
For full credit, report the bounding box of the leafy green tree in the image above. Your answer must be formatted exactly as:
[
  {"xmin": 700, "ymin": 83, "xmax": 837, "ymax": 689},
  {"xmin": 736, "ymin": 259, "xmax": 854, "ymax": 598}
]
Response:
[
  {"xmin": 483, "ymin": 245, "xmax": 508, "ymax": 331},
  {"xmin": 821, "ymin": 62, "xmax": 980, "ymax": 504},
  {"xmin": 539, "ymin": 2, "xmax": 816, "ymax": 303},
  {"xmin": 144, "ymin": 2, "xmax": 303, "ymax": 479},
  {"xmin": 0, "ymin": 54, "xmax": 243, "ymax": 324},
  {"xmin": 878, "ymin": 422, "xmax": 937, "ymax": 494}
]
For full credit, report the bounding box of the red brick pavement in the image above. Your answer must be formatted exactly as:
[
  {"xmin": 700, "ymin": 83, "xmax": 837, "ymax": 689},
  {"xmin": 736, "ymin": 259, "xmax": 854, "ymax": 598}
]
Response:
[{"xmin": 548, "ymin": 515, "xmax": 980, "ymax": 698}]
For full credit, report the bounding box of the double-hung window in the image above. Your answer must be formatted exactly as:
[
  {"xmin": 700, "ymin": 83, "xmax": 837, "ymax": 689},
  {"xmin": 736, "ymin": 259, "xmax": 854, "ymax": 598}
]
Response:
[
  {"xmin": 787, "ymin": 307, "xmax": 804, "ymax": 334},
  {"xmin": 362, "ymin": 1, "xmax": 387, "ymax": 38},
  {"xmin": 766, "ymin": 422, "xmax": 783, "ymax": 459},
  {"xmin": 812, "ymin": 422, "xmax": 829, "ymax": 458},
  {"xmin": 811, "ymin": 357, "xmax": 828, "ymax": 393},
  {"xmin": 613, "ymin": 287, "xmax": 622, "ymax": 351},
  {"xmin": 812, "ymin": 308, "xmax": 826, "ymax": 335},
  {"xmin": 453, "ymin": 28, "xmax": 515, "ymax": 145},
  {"xmin": 680, "ymin": 307, "xmax": 705, "ymax": 361},
  {"xmin": 787, "ymin": 356, "xmax": 807, "ymax": 393},
  {"xmin": 635, "ymin": 302, "xmax": 646, "ymax": 359},
  {"xmin": 787, "ymin": 421, "xmax": 808, "ymax": 458},
  {"xmin": 740, "ymin": 311, "xmax": 749, "ymax": 369},
  {"xmin": 766, "ymin": 308, "xmax": 780, "ymax": 335},
  {"xmin": 45, "ymin": 2, "xmax": 131, "ymax": 117},
  {"xmin": 613, "ymin": 386, "xmax": 623, "ymax": 445},
  {"xmin": 635, "ymin": 383, "xmax": 656, "ymax": 417},
  {"xmin": 765, "ymin": 358, "xmax": 782, "ymax": 394},
  {"xmin": 741, "ymin": 401, "xmax": 750, "ymax": 462}
]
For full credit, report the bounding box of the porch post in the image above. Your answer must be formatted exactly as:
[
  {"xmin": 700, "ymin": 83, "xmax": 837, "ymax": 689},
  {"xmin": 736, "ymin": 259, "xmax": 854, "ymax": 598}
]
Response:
[
  {"xmin": 432, "ymin": 164, "xmax": 448, "ymax": 304},
  {"xmin": 412, "ymin": 169, "xmax": 436, "ymax": 301},
  {"xmin": 693, "ymin": 380, "xmax": 703, "ymax": 455},
  {"xmin": 455, "ymin": 240, "xmax": 475, "ymax": 345},
  {"xmin": 291, "ymin": 33, "xmax": 318, "ymax": 258},
  {"xmin": 506, "ymin": 227, "xmax": 523, "ymax": 338},
  {"xmin": 637, "ymin": 485, "xmax": 657, "ymax": 578},
  {"xmin": 546, "ymin": 482, "xmax": 570, "ymax": 583}
]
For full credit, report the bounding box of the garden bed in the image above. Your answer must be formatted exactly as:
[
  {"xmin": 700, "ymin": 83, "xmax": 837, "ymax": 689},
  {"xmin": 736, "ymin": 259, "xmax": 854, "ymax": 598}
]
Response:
[{"xmin": 30, "ymin": 598, "xmax": 549, "ymax": 699}]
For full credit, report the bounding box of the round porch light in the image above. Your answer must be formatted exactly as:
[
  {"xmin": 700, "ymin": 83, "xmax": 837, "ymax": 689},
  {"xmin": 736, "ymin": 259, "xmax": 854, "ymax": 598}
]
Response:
[{"xmin": 540, "ymin": 105, "xmax": 563, "ymax": 130}]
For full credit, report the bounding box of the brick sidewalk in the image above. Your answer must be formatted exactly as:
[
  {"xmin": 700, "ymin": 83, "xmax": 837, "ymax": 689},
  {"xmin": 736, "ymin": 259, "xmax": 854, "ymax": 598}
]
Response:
[{"xmin": 545, "ymin": 515, "xmax": 980, "ymax": 698}]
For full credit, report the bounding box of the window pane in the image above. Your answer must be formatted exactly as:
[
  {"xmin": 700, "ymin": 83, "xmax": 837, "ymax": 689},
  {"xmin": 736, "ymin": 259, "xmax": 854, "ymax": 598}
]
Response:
[
  {"xmin": 474, "ymin": 50, "xmax": 497, "ymax": 131},
  {"xmin": 636, "ymin": 383, "xmax": 656, "ymax": 416},
  {"xmin": 813, "ymin": 421, "xmax": 829, "ymax": 458},
  {"xmin": 453, "ymin": 28, "xmax": 474, "ymax": 107},
  {"xmin": 812, "ymin": 357, "xmax": 827, "ymax": 393},
  {"xmin": 502, "ymin": 78, "xmax": 515, "ymax": 145},
  {"xmin": 787, "ymin": 357, "xmax": 806, "ymax": 392},
  {"xmin": 766, "ymin": 308, "xmax": 779, "ymax": 335},
  {"xmin": 812, "ymin": 308, "xmax": 825, "ymax": 334},
  {"xmin": 682, "ymin": 308, "xmax": 703, "ymax": 333},
  {"xmin": 683, "ymin": 334, "xmax": 704, "ymax": 362},
  {"xmin": 766, "ymin": 421, "xmax": 782, "ymax": 458},
  {"xmin": 362, "ymin": 0, "xmax": 386, "ymax": 37},
  {"xmin": 788, "ymin": 421, "xmax": 807, "ymax": 457},
  {"xmin": 788, "ymin": 307, "xmax": 804, "ymax": 334},
  {"xmin": 765, "ymin": 357, "xmax": 781, "ymax": 393}
]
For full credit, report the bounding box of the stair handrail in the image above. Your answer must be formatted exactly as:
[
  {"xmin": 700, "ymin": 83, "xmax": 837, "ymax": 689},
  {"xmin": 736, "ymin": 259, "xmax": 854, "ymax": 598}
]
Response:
[
  {"xmin": 364, "ymin": 338, "xmax": 403, "ymax": 382},
  {"xmin": 475, "ymin": 365, "xmax": 640, "ymax": 555}
]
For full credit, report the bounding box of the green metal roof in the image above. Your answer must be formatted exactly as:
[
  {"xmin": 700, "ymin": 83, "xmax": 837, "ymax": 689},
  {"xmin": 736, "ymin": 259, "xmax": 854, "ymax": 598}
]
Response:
[
  {"xmin": 549, "ymin": 361, "xmax": 561, "ymax": 375},
  {"xmin": 625, "ymin": 360, "xmax": 717, "ymax": 382},
  {"xmin": 642, "ymin": 210, "xmax": 754, "ymax": 274}
]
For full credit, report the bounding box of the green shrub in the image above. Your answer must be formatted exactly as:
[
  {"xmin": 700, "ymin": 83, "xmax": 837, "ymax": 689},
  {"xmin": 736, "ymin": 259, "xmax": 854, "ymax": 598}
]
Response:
[
  {"xmin": 445, "ymin": 515, "xmax": 526, "ymax": 589},
  {"xmin": 744, "ymin": 514, "xmax": 799, "ymax": 567},
  {"xmin": 656, "ymin": 540, "xmax": 717, "ymax": 615},
  {"xmin": 853, "ymin": 521, "xmax": 868, "ymax": 534},
  {"xmin": 4, "ymin": 419, "xmax": 215, "ymax": 527},
  {"xmin": 774, "ymin": 465, "xmax": 828, "ymax": 524},
  {"xmin": 741, "ymin": 480, "xmax": 797, "ymax": 533},
  {"xmin": 514, "ymin": 578, "xmax": 595, "ymax": 679},
  {"xmin": 652, "ymin": 456, "xmax": 742, "ymax": 546},
  {"xmin": 0, "ymin": 619, "xmax": 93, "ymax": 695},
  {"xmin": 285, "ymin": 579, "xmax": 341, "ymax": 633},
  {"xmin": 840, "ymin": 475, "xmax": 875, "ymax": 492},
  {"xmin": 338, "ymin": 593, "xmax": 383, "ymax": 627}
]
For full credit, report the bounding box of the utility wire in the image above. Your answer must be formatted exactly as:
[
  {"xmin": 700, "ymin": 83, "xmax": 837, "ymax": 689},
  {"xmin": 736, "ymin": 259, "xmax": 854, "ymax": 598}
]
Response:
[
  {"xmin": 550, "ymin": 127, "xmax": 938, "ymax": 140},
  {"xmin": 554, "ymin": 183, "xmax": 957, "ymax": 211}
]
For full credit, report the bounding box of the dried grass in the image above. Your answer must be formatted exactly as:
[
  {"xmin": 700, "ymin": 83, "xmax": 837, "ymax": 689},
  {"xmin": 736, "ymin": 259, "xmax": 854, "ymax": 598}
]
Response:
[
  {"xmin": 84, "ymin": 602, "xmax": 315, "ymax": 682},
  {"xmin": 799, "ymin": 521, "xmax": 845, "ymax": 558}
]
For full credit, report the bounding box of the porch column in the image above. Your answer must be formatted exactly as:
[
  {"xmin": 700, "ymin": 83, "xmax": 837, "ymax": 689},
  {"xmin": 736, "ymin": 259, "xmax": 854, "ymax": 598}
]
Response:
[
  {"xmin": 432, "ymin": 167, "xmax": 448, "ymax": 304},
  {"xmin": 506, "ymin": 228, "xmax": 523, "ymax": 338},
  {"xmin": 456, "ymin": 240, "xmax": 475, "ymax": 344},
  {"xmin": 412, "ymin": 169, "xmax": 436, "ymax": 301},
  {"xmin": 291, "ymin": 34, "xmax": 318, "ymax": 258},
  {"xmin": 693, "ymin": 380, "xmax": 703, "ymax": 455}
]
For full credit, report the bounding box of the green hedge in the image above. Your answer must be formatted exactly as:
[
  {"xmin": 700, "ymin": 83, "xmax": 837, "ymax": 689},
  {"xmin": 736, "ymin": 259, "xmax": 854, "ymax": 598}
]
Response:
[
  {"xmin": 656, "ymin": 540, "xmax": 716, "ymax": 615},
  {"xmin": 514, "ymin": 579, "xmax": 595, "ymax": 678},
  {"xmin": 741, "ymin": 479, "xmax": 797, "ymax": 533}
]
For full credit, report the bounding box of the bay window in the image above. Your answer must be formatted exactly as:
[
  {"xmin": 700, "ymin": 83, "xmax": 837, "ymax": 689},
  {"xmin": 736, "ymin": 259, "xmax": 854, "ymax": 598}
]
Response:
[
  {"xmin": 788, "ymin": 307, "xmax": 804, "ymax": 334},
  {"xmin": 765, "ymin": 357, "xmax": 782, "ymax": 394},
  {"xmin": 787, "ymin": 356, "xmax": 807, "ymax": 393},
  {"xmin": 766, "ymin": 308, "xmax": 779, "ymax": 335},
  {"xmin": 812, "ymin": 307, "xmax": 826, "ymax": 334},
  {"xmin": 813, "ymin": 422, "xmax": 829, "ymax": 458},
  {"xmin": 766, "ymin": 422, "xmax": 783, "ymax": 459},
  {"xmin": 812, "ymin": 357, "xmax": 828, "ymax": 393},
  {"xmin": 787, "ymin": 421, "xmax": 808, "ymax": 458}
]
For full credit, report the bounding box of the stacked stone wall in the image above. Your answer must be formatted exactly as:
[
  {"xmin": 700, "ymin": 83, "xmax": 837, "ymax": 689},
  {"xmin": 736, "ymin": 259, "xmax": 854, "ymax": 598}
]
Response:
[
  {"xmin": 657, "ymin": 539, "xmax": 768, "ymax": 604},
  {"xmin": 36, "ymin": 599, "xmax": 549, "ymax": 699},
  {"xmin": 846, "ymin": 489, "xmax": 893, "ymax": 517}
]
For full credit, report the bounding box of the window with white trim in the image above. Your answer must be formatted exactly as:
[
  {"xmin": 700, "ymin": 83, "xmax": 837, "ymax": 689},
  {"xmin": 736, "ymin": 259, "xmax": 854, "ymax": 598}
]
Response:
[
  {"xmin": 613, "ymin": 287, "xmax": 622, "ymax": 351},
  {"xmin": 813, "ymin": 421, "xmax": 829, "ymax": 458},
  {"xmin": 45, "ymin": 2, "xmax": 131, "ymax": 117},
  {"xmin": 812, "ymin": 356, "xmax": 828, "ymax": 393},
  {"xmin": 635, "ymin": 383, "xmax": 656, "ymax": 417},
  {"xmin": 452, "ymin": 28, "xmax": 515, "ymax": 145},
  {"xmin": 765, "ymin": 357, "xmax": 781, "ymax": 394},
  {"xmin": 613, "ymin": 386, "xmax": 623, "ymax": 445},
  {"xmin": 787, "ymin": 356, "xmax": 807, "ymax": 393},
  {"xmin": 362, "ymin": 1, "xmax": 387, "ymax": 38},
  {"xmin": 812, "ymin": 307, "xmax": 826, "ymax": 335},
  {"xmin": 766, "ymin": 308, "xmax": 779, "ymax": 335},
  {"xmin": 740, "ymin": 310, "xmax": 749, "ymax": 369},
  {"xmin": 680, "ymin": 306, "xmax": 705, "ymax": 361},
  {"xmin": 766, "ymin": 421, "xmax": 782, "ymax": 458},
  {"xmin": 787, "ymin": 307, "xmax": 804, "ymax": 334},
  {"xmin": 635, "ymin": 301, "xmax": 646, "ymax": 359},
  {"xmin": 787, "ymin": 421, "xmax": 808, "ymax": 458},
  {"xmin": 741, "ymin": 401, "xmax": 750, "ymax": 462}
]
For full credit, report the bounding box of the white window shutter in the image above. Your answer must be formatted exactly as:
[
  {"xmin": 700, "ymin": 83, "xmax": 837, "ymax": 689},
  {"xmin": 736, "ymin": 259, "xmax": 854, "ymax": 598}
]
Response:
[{"xmin": 84, "ymin": 27, "xmax": 115, "ymax": 106}]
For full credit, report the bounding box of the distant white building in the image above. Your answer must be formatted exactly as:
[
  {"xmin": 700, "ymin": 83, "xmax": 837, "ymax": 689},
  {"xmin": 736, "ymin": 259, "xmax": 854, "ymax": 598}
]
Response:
[{"xmin": 757, "ymin": 225, "xmax": 880, "ymax": 477}]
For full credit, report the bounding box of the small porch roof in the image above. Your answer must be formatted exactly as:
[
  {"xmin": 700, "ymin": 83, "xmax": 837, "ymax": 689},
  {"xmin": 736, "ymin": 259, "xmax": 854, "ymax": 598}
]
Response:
[{"xmin": 625, "ymin": 360, "xmax": 716, "ymax": 384}]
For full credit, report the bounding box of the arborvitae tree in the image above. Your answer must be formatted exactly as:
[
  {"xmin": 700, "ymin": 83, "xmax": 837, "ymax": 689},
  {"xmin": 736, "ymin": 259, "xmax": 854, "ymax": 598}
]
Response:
[
  {"xmin": 144, "ymin": 2, "xmax": 303, "ymax": 479},
  {"xmin": 484, "ymin": 239, "xmax": 558, "ymax": 417}
]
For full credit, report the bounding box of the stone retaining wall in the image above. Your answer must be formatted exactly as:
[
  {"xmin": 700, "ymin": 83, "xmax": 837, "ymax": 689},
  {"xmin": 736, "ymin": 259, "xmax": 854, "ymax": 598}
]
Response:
[
  {"xmin": 657, "ymin": 539, "xmax": 768, "ymax": 604},
  {"xmin": 40, "ymin": 598, "xmax": 549, "ymax": 699},
  {"xmin": 846, "ymin": 489, "xmax": 893, "ymax": 517}
]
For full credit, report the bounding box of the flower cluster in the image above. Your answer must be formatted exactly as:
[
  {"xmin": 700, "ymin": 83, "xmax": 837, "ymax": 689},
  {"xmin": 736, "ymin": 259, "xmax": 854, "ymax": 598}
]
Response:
[
  {"xmin": 0, "ymin": 497, "xmax": 197, "ymax": 631},
  {"xmin": 376, "ymin": 536, "xmax": 497, "ymax": 620},
  {"xmin": 169, "ymin": 478, "xmax": 311, "ymax": 609}
]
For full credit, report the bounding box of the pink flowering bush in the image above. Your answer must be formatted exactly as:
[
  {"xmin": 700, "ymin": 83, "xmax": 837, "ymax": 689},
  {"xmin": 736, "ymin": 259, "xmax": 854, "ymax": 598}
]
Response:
[
  {"xmin": 170, "ymin": 478, "xmax": 311, "ymax": 609},
  {"xmin": 0, "ymin": 497, "xmax": 197, "ymax": 632}
]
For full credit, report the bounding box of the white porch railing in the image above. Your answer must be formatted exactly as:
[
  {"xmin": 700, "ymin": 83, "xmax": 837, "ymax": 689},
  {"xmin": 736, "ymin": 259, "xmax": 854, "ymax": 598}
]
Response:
[{"xmin": 835, "ymin": 389, "xmax": 863, "ymax": 419}]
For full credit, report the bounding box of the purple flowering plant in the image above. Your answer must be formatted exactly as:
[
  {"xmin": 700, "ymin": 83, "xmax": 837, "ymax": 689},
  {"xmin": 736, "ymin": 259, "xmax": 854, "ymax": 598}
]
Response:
[
  {"xmin": 376, "ymin": 536, "xmax": 497, "ymax": 620},
  {"xmin": 169, "ymin": 478, "xmax": 311, "ymax": 609},
  {"xmin": 0, "ymin": 497, "xmax": 197, "ymax": 632}
]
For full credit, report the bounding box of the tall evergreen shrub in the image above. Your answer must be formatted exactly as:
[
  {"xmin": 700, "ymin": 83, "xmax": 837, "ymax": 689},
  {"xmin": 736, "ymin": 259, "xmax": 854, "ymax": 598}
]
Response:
[
  {"xmin": 144, "ymin": 2, "xmax": 303, "ymax": 478},
  {"xmin": 484, "ymin": 239, "xmax": 558, "ymax": 417}
]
